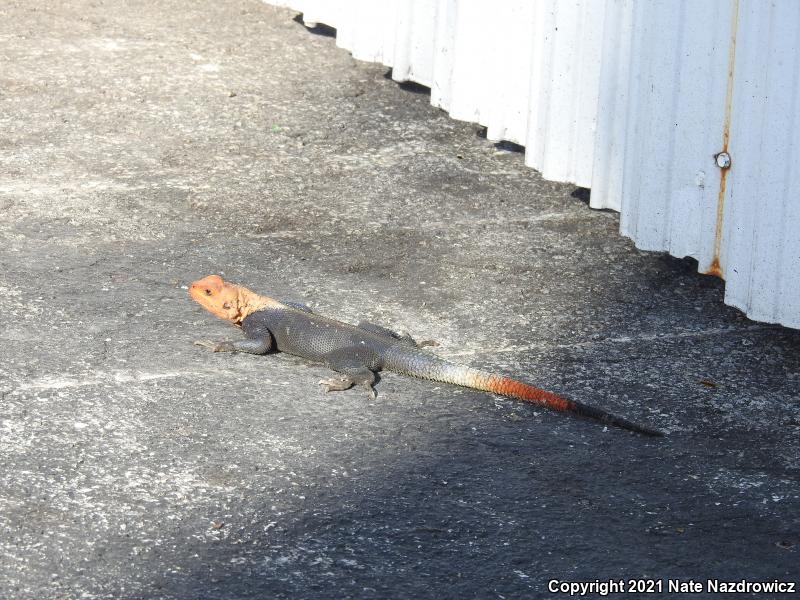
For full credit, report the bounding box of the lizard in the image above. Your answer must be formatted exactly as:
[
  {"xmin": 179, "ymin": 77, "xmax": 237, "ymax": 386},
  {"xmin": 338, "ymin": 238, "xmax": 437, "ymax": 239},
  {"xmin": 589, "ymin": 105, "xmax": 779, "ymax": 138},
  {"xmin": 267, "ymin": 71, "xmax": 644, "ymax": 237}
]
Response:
[{"xmin": 189, "ymin": 274, "xmax": 663, "ymax": 436}]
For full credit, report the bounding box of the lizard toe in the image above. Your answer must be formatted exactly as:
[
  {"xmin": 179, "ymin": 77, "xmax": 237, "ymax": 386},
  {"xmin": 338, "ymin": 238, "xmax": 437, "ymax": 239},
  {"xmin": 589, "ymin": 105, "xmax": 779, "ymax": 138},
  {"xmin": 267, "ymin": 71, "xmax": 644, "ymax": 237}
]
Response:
[
  {"xmin": 194, "ymin": 340, "xmax": 234, "ymax": 352},
  {"xmin": 318, "ymin": 377, "xmax": 354, "ymax": 393},
  {"xmin": 194, "ymin": 339, "xmax": 217, "ymax": 350}
]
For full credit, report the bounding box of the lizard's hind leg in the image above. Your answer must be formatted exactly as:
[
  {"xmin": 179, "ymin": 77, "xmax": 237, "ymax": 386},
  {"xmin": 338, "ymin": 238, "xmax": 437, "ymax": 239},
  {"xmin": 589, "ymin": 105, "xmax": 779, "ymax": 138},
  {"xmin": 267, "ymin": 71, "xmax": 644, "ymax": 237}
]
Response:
[
  {"xmin": 318, "ymin": 369, "xmax": 378, "ymax": 400},
  {"xmin": 320, "ymin": 350, "xmax": 379, "ymax": 400}
]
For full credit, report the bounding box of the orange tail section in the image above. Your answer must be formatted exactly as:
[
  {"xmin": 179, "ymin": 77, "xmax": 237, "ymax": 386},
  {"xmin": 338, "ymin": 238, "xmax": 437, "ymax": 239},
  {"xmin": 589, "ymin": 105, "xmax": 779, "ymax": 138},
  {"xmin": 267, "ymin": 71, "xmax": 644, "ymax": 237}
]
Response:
[
  {"xmin": 483, "ymin": 374, "xmax": 663, "ymax": 436},
  {"xmin": 488, "ymin": 376, "xmax": 574, "ymax": 412}
]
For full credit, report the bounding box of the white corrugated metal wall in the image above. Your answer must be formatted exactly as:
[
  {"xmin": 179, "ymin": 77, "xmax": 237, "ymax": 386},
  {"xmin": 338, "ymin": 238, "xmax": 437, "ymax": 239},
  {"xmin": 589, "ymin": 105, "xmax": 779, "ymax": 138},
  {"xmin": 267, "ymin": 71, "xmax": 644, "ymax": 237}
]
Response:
[{"xmin": 265, "ymin": 0, "xmax": 800, "ymax": 329}]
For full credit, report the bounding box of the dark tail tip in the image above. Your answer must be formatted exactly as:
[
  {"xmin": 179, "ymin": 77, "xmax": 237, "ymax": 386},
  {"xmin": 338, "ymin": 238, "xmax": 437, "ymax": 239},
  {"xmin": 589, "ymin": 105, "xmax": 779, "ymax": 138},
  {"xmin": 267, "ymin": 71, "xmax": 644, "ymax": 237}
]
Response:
[{"xmin": 572, "ymin": 400, "xmax": 664, "ymax": 437}]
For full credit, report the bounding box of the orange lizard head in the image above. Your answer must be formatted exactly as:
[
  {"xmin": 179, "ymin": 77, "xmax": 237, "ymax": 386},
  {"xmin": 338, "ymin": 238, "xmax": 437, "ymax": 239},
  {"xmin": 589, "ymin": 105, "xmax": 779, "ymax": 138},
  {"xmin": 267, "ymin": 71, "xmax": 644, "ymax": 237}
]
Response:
[
  {"xmin": 189, "ymin": 274, "xmax": 280, "ymax": 324},
  {"xmin": 189, "ymin": 274, "xmax": 247, "ymax": 323}
]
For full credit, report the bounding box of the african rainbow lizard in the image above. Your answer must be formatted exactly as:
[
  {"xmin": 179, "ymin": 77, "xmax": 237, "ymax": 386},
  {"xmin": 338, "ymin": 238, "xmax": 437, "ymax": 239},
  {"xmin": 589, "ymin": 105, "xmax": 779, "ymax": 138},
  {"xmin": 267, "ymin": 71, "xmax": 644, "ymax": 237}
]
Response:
[{"xmin": 189, "ymin": 275, "xmax": 662, "ymax": 436}]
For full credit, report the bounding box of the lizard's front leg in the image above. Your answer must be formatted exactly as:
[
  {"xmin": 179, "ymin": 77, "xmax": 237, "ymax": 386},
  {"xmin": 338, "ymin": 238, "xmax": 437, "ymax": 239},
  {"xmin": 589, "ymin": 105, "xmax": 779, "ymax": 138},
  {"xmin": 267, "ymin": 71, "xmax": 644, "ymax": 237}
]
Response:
[{"xmin": 194, "ymin": 337, "xmax": 272, "ymax": 355}]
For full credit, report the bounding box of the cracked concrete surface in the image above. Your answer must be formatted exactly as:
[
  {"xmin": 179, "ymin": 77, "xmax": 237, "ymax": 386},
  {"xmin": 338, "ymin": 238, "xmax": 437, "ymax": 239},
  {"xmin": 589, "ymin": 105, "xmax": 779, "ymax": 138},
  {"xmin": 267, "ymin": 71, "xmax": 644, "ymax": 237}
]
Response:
[{"xmin": 0, "ymin": 1, "xmax": 798, "ymax": 598}]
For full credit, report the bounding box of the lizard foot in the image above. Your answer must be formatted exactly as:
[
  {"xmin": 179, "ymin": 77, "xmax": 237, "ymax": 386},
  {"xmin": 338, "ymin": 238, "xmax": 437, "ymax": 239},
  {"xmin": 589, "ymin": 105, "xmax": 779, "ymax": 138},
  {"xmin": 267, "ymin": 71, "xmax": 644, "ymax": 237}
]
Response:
[
  {"xmin": 321, "ymin": 351, "xmax": 379, "ymax": 400},
  {"xmin": 318, "ymin": 377, "xmax": 355, "ymax": 393},
  {"xmin": 194, "ymin": 340, "xmax": 234, "ymax": 352},
  {"xmin": 318, "ymin": 376, "xmax": 378, "ymax": 400},
  {"xmin": 363, "ymin": 382, "xmax": 378, "ymax": 401},
  {"xmin": 394, "ymin": 329, "xmax": 438, "ymax": 348}
]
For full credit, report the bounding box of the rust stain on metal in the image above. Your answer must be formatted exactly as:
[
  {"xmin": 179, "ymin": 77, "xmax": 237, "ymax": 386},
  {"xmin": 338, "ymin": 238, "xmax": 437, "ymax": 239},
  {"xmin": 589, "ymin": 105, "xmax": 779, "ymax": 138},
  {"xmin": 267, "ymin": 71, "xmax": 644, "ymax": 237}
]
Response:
[
  {"xmin": 705, "ymin": 0, "xmax": 740, "ymax": 280},
  {"xmin": 706, "ymin": 255, "xmax": 723, "ymax": 278}
]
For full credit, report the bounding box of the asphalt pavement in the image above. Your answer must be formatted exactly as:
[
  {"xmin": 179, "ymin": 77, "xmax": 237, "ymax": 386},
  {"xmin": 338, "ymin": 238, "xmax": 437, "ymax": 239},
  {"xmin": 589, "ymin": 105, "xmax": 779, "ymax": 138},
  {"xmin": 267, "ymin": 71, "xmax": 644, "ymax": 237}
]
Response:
[{"xmin": 0, "ymin": 1, "xmax": 798, "ymax": 598}]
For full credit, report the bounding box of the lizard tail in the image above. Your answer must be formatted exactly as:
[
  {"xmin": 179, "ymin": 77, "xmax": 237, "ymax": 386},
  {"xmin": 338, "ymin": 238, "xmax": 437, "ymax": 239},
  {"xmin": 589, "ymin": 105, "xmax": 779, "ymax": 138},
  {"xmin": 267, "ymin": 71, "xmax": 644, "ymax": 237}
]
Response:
[
  {"xmin": 487, "ymin": 374, "xmax": 663, "ymax": 436},
  {"xmin": 384, "ymin": 349, "xmax": 663, "ymax": 436}
]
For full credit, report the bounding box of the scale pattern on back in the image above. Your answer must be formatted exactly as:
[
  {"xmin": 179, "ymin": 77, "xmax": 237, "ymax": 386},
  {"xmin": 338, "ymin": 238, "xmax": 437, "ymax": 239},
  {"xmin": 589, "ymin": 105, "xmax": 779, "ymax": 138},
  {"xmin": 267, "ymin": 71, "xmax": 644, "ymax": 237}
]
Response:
[{"xmin": 241, "ymin": 308, "xmax": 396, "ymax": 370}]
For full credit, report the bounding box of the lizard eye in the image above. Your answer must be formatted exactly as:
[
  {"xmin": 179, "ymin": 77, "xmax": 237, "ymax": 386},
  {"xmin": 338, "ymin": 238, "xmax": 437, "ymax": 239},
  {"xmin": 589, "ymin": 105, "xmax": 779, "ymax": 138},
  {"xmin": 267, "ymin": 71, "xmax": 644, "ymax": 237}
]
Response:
[
  {"xmin": 204, "ymin": 289, "xmax": 212, "ymax": 296},
  {"xmin": 222, "ymin": 302, "xmax": 231, "ymax": 310}
]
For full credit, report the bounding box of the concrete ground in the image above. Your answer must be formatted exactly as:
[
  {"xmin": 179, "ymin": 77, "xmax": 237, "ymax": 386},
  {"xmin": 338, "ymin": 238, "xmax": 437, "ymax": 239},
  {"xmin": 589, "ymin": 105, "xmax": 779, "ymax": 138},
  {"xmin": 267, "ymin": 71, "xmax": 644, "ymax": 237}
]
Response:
[{"xmin": 1, "ymin": 1, "xmax": 798, "ymax": 598}]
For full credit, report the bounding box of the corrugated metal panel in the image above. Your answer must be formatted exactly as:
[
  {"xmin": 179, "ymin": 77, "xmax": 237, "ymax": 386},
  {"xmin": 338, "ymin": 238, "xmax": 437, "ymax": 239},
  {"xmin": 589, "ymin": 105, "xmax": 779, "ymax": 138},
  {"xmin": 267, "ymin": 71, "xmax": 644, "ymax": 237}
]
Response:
[
  {"xmin": 723, "ymin": 0, "xmax": 800, "ymax": 326},
  {"xmin": 616, "ymin": 0, "xmax": 733, "ymax": 268},
  {"xmin": 263, "ymin": 0, "xmax": 800, "ymax": 329},
  {"xmin": 523, "ymin": 1, "xmax": 605, "ymax": 188},
  {"xmin": 589, "ymin": 0, "xmax": 633, "ymax": 213}
]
